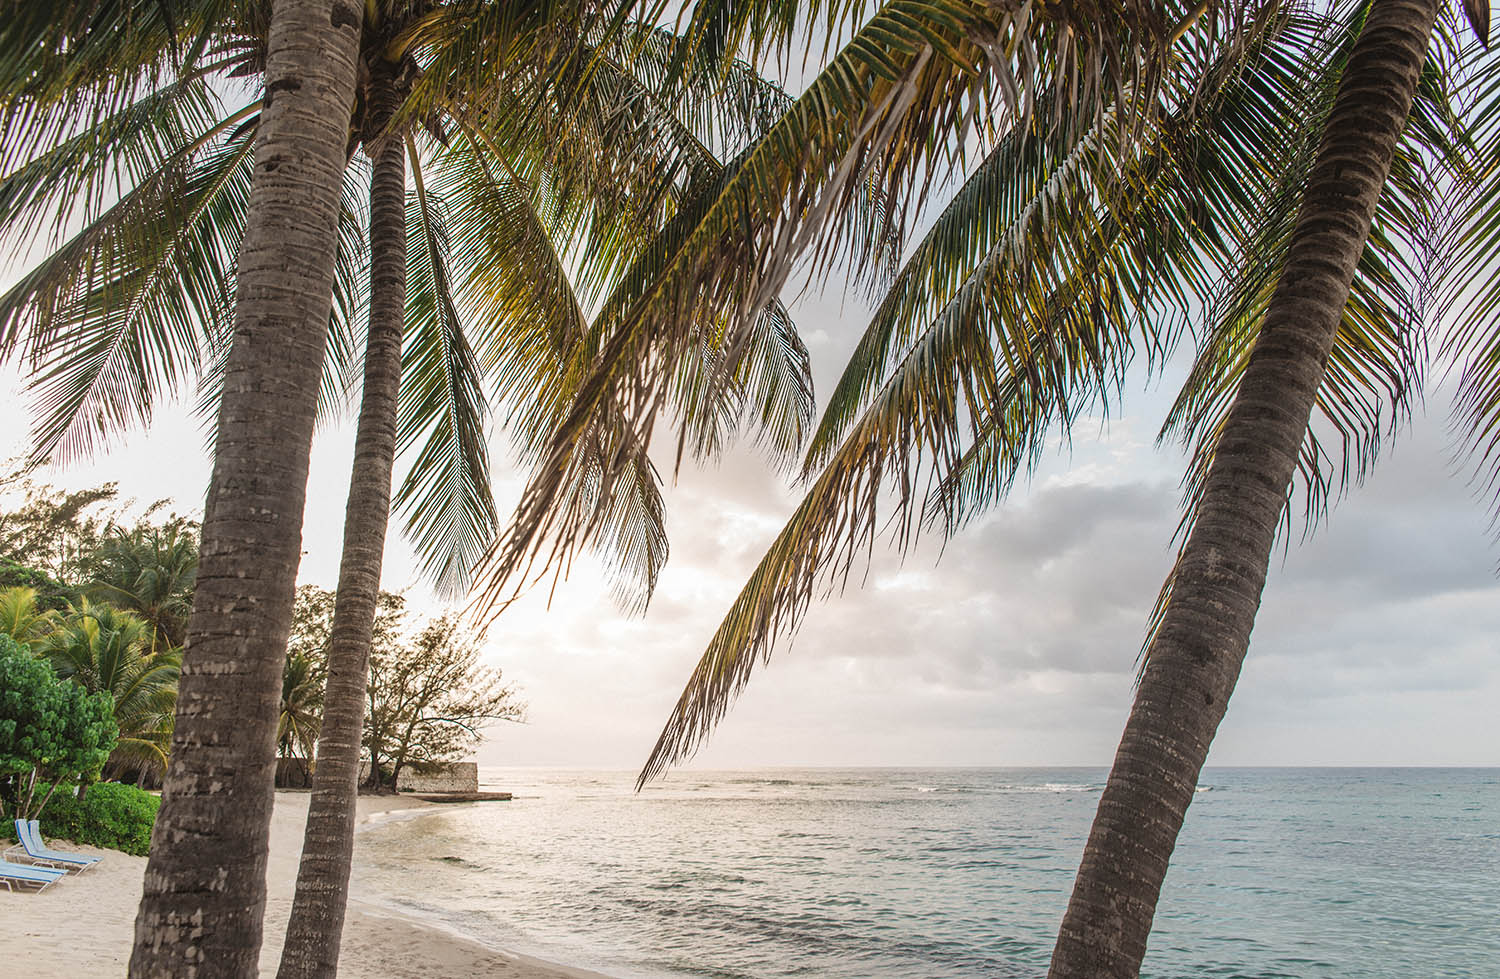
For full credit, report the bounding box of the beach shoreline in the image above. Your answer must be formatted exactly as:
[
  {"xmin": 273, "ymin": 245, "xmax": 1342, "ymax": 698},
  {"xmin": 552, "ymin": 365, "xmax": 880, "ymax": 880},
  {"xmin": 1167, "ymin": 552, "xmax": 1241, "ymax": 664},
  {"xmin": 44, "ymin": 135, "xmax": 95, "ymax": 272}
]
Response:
[{"xmin": 1, "ymin": 790, "xmax": 614, "ymax": 979}]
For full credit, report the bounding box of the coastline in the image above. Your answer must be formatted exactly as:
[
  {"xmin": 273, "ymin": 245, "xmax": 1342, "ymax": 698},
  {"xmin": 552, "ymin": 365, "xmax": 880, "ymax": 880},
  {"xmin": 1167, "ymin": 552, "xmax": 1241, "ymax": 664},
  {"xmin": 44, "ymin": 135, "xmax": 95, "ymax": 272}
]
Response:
[{"xmin": 1, "ymin": 790, "xmax": 614, "ymax": 979}]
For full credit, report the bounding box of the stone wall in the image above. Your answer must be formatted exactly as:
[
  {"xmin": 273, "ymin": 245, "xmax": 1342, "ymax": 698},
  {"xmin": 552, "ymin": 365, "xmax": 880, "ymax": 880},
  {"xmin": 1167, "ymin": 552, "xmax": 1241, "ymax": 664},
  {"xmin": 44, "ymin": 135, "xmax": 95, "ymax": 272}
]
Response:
[
  {"xmin": 398, "ymin": 762, "xmax": 479, "ymax": 793},
  {"xmin": 354, "ymin": 760, "xmax": 479, "ymax": 794},
  {"xmin": 276, "ymin": 756, "xmax": 314, "ymax": 788}
]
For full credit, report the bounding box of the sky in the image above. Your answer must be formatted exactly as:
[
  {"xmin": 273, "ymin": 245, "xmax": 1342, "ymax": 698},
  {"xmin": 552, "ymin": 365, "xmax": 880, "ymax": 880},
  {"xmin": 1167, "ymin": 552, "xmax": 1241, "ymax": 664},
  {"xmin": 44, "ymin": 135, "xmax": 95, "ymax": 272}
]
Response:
[
  {"xmin": 3, "ymin": 10, "xmax": 1498, "ymax": 772},
  {"xmin": 2, "ymin": 271, "xmax": 1497, "ymax": 773}
]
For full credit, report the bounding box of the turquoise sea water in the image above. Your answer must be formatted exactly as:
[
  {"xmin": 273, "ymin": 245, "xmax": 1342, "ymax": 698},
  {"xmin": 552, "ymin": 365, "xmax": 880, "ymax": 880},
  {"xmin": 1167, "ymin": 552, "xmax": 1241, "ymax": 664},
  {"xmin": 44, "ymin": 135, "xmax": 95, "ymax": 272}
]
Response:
[{"xmin": 352, "ymin": 768, "xmax": 1499, "ymax": 978}]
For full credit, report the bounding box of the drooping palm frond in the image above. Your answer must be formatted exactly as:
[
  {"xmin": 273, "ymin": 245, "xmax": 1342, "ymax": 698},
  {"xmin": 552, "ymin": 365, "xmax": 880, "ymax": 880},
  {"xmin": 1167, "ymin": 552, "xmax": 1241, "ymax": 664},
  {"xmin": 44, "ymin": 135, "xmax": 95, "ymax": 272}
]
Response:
[
  {"xmin": 3, "ymin": 122, "xmax": 254, "ymax": 464},
  {"xmin": 394, "ymin": 141, "xmax": 499, "ymax": 598},
  {"xmin": 193, "ymin": 152, "xmax": 373, "ymax": 437},
  {"xmin": 476, "ymin": 0, "xmax": 1206, "ymax": 620},
  {"xmin": 1437, "ymin": 47, "xmax": 1500, "ymax": 522},
  {"xmin": 0, "ymin": 0, "xmax": 231, "ymax": 171},
  {"xmin": 634, "ymin": 3, "xmax": 1370, "ymax": 784}
]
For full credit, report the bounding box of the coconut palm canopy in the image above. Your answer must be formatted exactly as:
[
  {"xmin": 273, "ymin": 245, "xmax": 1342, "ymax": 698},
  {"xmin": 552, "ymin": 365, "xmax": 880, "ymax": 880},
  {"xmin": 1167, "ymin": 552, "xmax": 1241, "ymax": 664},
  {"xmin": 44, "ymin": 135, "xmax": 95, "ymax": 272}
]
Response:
[
  {"xmin": 503, "ymin": 1, "xmax": 1500, "ymax": 784},
  {"xmin": 0, "ymin": 0, "xmax": 824, "ymax": 608}
]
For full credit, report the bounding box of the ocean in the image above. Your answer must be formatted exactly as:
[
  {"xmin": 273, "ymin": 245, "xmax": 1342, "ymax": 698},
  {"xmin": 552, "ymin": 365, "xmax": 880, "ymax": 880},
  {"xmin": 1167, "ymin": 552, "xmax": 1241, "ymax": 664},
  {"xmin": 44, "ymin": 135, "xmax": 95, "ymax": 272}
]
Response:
[{"xmin": 351, "ymin": 768, "xmax": 1499, "ymax": 978}]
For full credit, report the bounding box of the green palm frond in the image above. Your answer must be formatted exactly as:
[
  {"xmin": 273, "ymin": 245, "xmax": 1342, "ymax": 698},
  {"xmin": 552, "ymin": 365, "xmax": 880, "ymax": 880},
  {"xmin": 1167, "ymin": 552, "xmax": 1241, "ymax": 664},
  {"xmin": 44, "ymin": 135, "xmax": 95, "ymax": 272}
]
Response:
[
  {"xmin": 193, "ymin": 153, "xmax": 373, "ymax": 436},
  {"xmin": 10, "ymin": 127, "xmax": 254, "ymax": 464},
  {"xmin": 477, "ymin": 0, "xmax": 1199, "ymax": 617},
  {"xmin": 395, "ymin": 142, "xmax": 499, "ymax": 598},
  {"xmin": 1438, "ymin": 50, "xmax": 1500, "ymax": 520},
  {"xmin": 635, "ymin": 3, "xmax": 1353, "ymax": 783},
  {"xmin": 0, "ymin": 0, "xmax": 222, "ymax": 170},
  {"xmin": 1160, "ymin": 6, "xmax": 1466, "ymax": 544},
  {"xmin": 0, "ymin": 78, "xmax": 230, "ymax": 254}
]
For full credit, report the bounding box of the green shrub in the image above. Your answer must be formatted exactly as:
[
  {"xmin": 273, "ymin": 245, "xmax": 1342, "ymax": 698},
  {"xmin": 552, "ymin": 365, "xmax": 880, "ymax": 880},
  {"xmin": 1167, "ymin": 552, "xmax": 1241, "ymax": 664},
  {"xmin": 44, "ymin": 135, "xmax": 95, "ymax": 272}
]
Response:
[{"xmin": 32, "ymin": 781, "xmax": 159, "ymax": 855}]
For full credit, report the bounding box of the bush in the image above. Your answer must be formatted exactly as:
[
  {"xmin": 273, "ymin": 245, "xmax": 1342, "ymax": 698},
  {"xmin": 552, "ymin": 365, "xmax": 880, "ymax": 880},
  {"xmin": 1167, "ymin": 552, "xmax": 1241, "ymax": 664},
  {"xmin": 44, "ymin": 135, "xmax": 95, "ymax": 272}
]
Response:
[{"xmin": 33, "ymin": 781, "xmax": 159, "ymax": 855}]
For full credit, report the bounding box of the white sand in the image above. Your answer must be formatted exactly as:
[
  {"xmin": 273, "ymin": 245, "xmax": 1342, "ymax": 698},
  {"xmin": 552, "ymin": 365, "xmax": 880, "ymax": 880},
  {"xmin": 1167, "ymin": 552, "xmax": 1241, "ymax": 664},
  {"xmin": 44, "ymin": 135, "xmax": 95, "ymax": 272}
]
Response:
[{"xmin": 1, "ymin": 791, "xmax": 613, "ymax": 979}]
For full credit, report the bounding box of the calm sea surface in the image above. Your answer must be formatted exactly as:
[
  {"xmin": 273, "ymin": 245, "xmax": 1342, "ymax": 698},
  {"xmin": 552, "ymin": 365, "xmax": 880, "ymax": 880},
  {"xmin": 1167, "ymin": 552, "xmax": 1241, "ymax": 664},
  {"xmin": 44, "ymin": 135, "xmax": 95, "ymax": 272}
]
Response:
[{"xmin": 351, "ymin": 768, "xmax": 1499, "ymax": 978}]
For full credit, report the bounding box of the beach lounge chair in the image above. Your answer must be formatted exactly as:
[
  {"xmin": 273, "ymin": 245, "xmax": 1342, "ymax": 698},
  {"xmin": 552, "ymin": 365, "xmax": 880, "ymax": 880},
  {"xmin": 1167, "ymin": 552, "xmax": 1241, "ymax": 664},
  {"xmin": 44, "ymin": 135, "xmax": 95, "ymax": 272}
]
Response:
[
  {"xmin": 0, "ymin": 859, "xmax": 65, "ymax": 892},
  {"xmin": 8, "ymin": 819, "xmax": 102, "ymax": 872}
]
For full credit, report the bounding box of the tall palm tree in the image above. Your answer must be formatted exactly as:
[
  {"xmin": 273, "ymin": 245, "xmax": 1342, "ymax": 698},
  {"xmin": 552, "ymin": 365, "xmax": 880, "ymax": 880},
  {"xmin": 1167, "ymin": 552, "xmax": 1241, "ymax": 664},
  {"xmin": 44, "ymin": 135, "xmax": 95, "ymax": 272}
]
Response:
[
  {"xmin": 1050, "ymin": 3, "xmax": 1448, "ymax": 973},
  {"xmin": 480, "ymin": 1, "xmax": 1496, "ymax": 974},
  {"xmin": 44, "ymin": 600, "xmax": 180, "ymax": 780},
  {"xmin": 2, "ymin": 4, "xmax": 814, "ymax": 974},
  {"xmin": 103, "ymin": 2, "xmax": 362, "ymax": 975}
]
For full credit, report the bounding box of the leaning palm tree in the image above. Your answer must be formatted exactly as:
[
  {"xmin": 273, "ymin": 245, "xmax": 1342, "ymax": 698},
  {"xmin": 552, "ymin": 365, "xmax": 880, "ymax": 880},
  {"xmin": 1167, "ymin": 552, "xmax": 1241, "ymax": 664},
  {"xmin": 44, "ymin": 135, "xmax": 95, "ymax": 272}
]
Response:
[
  {"xmin": 44, "ymin": 600, "xmax": 180, "ymax": 781},
  {"xmin": 481, "ymin": 0, "xmax": 1498, "ymax": 974}
]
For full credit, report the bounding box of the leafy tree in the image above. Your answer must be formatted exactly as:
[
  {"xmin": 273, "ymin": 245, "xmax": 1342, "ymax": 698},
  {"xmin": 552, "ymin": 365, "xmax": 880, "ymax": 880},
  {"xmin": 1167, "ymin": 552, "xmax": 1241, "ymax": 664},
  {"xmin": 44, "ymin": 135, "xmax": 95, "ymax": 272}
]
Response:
[
  {"xmin": 0, "ymin": 475, "xmax": 126, "ymax": 584},
  {"xmin": 0, "ymin": 560, "xmax": 70, "ymax": 611},
  {"xmin": 44, "ymin": 600, "xmax": 179, "ymax": 780},
  {"xmin": 0, "ymin": 634, "xmax": 116, "ymax": 821},
  {"xmin": 363, "ymin": 613, "xmax": 524, "ymax": 792}
]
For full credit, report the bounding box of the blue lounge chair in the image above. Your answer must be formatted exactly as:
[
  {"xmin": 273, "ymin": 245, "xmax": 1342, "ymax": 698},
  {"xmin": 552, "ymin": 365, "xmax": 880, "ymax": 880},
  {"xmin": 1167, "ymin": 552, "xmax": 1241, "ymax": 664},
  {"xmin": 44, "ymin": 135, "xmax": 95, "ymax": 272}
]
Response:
[
  {"xmin": 0, "ymin": 859, "xmax": 65, "ymax": 892},
  {"xmin": 9, "ymin": 819, "xmax": 102, "ymax": 872}
]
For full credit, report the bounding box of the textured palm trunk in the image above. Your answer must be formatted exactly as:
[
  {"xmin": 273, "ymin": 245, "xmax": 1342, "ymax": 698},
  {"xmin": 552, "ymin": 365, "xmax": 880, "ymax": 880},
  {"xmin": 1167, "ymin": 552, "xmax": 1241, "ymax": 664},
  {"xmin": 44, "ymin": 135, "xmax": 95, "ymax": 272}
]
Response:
[
  {"xmin": 1048, "ymin": 2, "xmax": 1439, "ymax": 976},
  {"xmin": 128, "ymin": 3, "xmax": 362, "ymax": 977},
  {"xmin": 276, "ymin": 63, "xmax": 408, "ymax": 979}
]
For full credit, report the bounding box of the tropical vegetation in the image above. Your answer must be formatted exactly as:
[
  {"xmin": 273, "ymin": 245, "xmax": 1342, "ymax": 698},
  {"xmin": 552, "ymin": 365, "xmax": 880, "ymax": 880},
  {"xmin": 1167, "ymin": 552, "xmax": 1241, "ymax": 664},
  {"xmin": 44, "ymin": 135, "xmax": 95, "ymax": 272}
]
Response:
[
  {"xmin": 28, "ymin": 779, "xmax": 161, "ymax": 856},
  {"xmin": 0, "ymin": 484, "xmax": 193, "ymax": 782},
  {"xmin": 0, "ymin": 634, "xmax": 117, "ymax": 822}
]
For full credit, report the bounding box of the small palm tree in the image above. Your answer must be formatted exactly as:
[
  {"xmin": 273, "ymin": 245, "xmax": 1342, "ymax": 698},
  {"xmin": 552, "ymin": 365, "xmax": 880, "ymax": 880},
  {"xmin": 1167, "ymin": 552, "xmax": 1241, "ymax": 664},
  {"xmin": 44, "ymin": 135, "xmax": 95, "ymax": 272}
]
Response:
[
  {"xmin": 278, "ymin": 651, "xmax": 325, "ymax": 772},
  {"xmin": 79, "ymin": 522, "xmax": 198, "ymax": 654},
  {"xmin": 44, "ymin": 600, "xmax": 179, "ymax": 781},
  {"xmin": 0, "ymin": 586, "xmax": 58, "ymax": 647}
]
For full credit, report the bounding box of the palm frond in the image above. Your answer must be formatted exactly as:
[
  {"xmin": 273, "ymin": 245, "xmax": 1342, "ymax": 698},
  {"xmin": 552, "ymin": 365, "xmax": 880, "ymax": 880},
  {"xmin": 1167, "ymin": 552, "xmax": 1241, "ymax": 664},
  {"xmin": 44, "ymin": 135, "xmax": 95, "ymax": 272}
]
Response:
[
  {"xmin": 476, "ymin": 0, "xmax": 1204, "ymax": 619},
  {"xmin": 636, "ymin": 2, "xmax": 1342, "ymax": 783},
  {"xmin": 394, "ymin": 142, "xmax": 498, "ymax": 598},
  {"xmin": 7, "ymin": 126, "xmax": 255, "ymax": 464}
]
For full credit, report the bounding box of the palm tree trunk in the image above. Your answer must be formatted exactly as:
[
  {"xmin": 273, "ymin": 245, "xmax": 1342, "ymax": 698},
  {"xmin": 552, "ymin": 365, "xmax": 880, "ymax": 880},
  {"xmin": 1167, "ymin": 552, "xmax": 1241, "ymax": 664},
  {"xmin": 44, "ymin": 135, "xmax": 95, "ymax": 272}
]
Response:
[
  {"xmin": 277, "ymin": 61, "xmax": 408, "ymax": 979},
  {"xmin": 127, "ymin": 3, "xmax": 362, "ymax": 977},
  {"xmin": 1047, "ymin": 3, "xmax": 1439, "ymax": 977}
]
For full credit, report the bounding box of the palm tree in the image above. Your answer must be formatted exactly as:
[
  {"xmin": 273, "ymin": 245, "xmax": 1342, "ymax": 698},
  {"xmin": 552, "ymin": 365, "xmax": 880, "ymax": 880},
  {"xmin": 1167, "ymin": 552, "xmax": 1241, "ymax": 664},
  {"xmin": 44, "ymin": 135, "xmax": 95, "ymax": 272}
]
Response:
[
  {"xmin": 1050, "ymin": 3, "xmax": 1449, "ymax": 973},
  {"xmin": 79, "ymin": 522, "xmax": 199, "ymax": 654},
  {"xmin": 92, "ymin": 2, "xmax": 362, "ymax": 975},
  {"xmin": 44, "ymin": 600, "xmax": 179, "ymax": 781},
  {"xmin": 480, "ymin": 1, "xmax": 1495, "ymax": 974},
  {"xmin": 0, "ymin": 586, "xmax": 58, "ymax": 647},
  {"xmin": 3, "ymin": 3, "xmax": 813, "ymax": 973},
  {"xmin": 278, "ymin": 650, "xmax": 325, "ymax": 772}
]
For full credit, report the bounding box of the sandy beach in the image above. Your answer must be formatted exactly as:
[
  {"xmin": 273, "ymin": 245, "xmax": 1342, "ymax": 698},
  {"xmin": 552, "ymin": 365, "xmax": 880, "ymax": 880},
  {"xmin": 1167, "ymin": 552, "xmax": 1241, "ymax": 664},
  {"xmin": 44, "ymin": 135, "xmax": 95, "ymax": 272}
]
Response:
[{"xmin": 1, "ymin": 792, "xmax": 612, "ymax": 979}]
